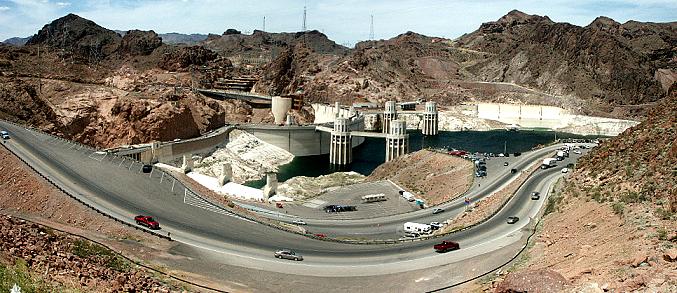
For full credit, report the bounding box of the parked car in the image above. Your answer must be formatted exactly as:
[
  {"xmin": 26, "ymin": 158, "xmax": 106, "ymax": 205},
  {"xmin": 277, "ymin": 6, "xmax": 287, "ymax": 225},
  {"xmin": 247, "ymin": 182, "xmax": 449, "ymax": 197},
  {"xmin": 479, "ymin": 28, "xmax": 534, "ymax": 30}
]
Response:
[
  {"xmin": 292, "ymin": 219, "xmax": 307, "ymax": 225},
  {"xmin": 531, "ymin": 192, "xmax": 540, "ymax": 200},
  {"xmin": 561, "ymin": 168, "xmax": 569, "ymax": 173},
  {"xmin": 506, "ymin": 216, "xmax": 520, "ymax": 224},
  {"xmin": 142, "ymin": 164, "xmax": 153, "ymax": 173},
  {"xmin": 429, "ymin": 222, "xmax": 443, "ymax": 230},
  {"xmin": 432, "ymin": 208, "xmax": 444, "ymax": 214},
  {"xmin": 513, "ymin": 152, "xmax": 521, "ymax": 156},
  {"xmin": 433, "ymin": 240, "xmax": 460, "ymax": 253},
  {"xmin": 134, "ymin": 215, "xmax": 160, "ymax": 229},
  {"xmin": 274, "ymin": 249, "xmax": 303, "ymax": 261},
  {"xmin": 510, "ymin": 168, "xmax": 518, "ymax": 174},
  {"xmin": 0, "ymin": 130, "xmax": 9, "ymax": 139},
  {"xmin": 573, "ymin": 150, "xmax": 582, "ymax": 154},
  {"xmin": 504, "ymin": 162, "xmax": 509, "ymax": 166}
]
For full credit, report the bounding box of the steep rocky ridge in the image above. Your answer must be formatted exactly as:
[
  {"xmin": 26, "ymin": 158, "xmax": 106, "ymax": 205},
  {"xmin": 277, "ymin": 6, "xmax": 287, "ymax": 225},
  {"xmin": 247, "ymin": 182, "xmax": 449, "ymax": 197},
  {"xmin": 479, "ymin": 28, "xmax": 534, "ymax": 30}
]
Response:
[
  {"xmin": 456, "ymin": 10, "xmax": 676, "ymax": 116},
  {"xmin": 26, "ymin": 13, "xmax": 122, "ymax": 61}
]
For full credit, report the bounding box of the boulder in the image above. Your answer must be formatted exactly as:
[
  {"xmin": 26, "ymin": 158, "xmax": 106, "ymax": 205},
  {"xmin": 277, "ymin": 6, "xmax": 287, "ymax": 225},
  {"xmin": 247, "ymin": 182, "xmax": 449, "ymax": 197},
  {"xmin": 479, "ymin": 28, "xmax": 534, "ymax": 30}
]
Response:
[
  {"xmin": 663, "ymin": 249, "xmax": 677, "ymax": 262},
  {"xmin": 495, "ymin": 268, "xmax": 568, "ymax": 293}
]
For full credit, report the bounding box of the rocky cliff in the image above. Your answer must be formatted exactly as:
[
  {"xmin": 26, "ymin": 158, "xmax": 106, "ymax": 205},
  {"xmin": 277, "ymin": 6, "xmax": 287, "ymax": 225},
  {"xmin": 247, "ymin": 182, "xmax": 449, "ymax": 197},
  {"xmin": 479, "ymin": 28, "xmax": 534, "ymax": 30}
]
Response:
[{"xmin": 456, "ymin": 10, "xmax": 676, "ymax": 114}]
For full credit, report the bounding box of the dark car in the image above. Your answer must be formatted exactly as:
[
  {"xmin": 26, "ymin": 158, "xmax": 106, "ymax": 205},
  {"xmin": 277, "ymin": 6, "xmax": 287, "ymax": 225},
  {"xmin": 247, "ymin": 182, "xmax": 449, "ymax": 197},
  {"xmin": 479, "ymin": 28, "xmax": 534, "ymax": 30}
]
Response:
[
  {"xmin": 274, "ymin": 249, "xmax": 303, "ymax": 261},
  {"xmin": 506, "ymin": 216, "xmax": 520, "ymax": 224},
  {"xmin": 504, "ymin": 162, "xmax": 509, "ymax": 166},
  {"xmin": 510, "ymin": 168, "xmax": 518, "ymax": 174},
  {"xmin": 142, "ymin": 164, "xmax": 153, "ymax": 173},
  {"xmin": 513, "ymin": 152, "xmax": 521, "ymax": 156},
  {"xmin": 531, "ymin": 192, "xmax": 540, "ymax": 200},
  {"xmin": 434, "ymin": 240, "xmax": 460, "ymax": 253},
  {"xmin": 134, "ymin": 215, "xmax": 160, "ymax": 229}
]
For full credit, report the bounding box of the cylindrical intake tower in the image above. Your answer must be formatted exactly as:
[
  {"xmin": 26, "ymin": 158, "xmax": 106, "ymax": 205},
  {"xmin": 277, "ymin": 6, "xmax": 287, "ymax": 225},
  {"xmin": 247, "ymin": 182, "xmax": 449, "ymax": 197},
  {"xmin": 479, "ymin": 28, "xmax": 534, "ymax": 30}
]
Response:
[
  {"xmin": 382, "ymin": 100, "xmax": 398, "ymax": 133},
  {"xmin": 329, "ymin": 117, "xmax": 352, "ymax": 165},
  {"xmin": 422, "ymin": 101, "xmax": 439, "ymax": 136},
  {"xmin": 385, "ymin": 119, "xmax": 408, "ymax": 161}
]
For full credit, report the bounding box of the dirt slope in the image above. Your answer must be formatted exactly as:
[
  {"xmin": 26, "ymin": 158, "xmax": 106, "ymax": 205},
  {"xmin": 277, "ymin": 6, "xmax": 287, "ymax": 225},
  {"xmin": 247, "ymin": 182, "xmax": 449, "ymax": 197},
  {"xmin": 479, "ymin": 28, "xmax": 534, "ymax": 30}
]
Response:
[{"xmin": 495, "ymin": 88, "xmax": 677, "ymax": 292}]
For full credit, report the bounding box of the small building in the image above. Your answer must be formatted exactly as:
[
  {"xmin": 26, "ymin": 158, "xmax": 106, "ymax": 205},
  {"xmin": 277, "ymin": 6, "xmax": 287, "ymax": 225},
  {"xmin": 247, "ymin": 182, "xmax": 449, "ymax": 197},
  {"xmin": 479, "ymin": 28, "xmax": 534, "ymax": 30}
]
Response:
[{"xmin": 398, "ymin": 102, "xmax": 417, "ymax": 111}]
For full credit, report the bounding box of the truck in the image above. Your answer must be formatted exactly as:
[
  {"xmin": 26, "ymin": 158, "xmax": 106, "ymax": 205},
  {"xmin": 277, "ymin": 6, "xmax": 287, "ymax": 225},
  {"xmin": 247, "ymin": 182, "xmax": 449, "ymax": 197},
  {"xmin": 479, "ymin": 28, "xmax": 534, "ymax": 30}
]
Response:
[
  {"xmin": 433, "ymin": 240, "xmax": 460, "ymax": 252},
  {"xmin": 541, "ymin": 158, "xmax": 558, "ymax": 169},
  {"xmin": 134, "ymin": 215, "xmax": 160, "ymax": 229},
  {"xmin": 556, "ymin": 150, "xmax": 566, "ymax": 160},
  {"xmin": 401, "ymin": 191, "xmax": 416, "ymax": 202},
  {"xmin": 0, "ymin": 131, "xmax": 9, "ymax": 139},
  {"xmin": 404, "ymin": 222, "xmax": 432, "ymax": 236}
]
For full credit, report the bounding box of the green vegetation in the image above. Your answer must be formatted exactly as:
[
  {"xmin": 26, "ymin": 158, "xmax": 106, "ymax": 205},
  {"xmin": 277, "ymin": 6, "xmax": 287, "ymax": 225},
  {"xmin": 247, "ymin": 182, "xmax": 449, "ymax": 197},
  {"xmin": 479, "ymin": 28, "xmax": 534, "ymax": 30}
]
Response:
[
  {"xmin": 72, "ymin": 239, "xmax": 130, "ymax": 272},
  {"xmin": 655, "ymin": 207, "xmax": 674, "ymax": 220},
  {"xmin": 657, "ymin": 228, "xmax": 668, "ymax": 241},
  {"xmin": 612, "ymin": 202, "xmax": 625, "ymax": 215},
  {"xmin": 619, "ymin": 191, "xmax": 647, "ymax": 204},
  {"xmin": 0, "ymin": 259, "xmax": 61, "ymax": 292}
]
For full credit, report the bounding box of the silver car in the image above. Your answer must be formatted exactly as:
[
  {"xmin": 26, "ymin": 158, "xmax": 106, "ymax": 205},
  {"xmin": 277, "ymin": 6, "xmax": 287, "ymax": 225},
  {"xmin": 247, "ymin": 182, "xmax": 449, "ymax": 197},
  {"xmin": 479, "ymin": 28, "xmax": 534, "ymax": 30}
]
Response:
[{"xmin": 274, "ymin": 249, "xmax": 304, "ymax": 261}]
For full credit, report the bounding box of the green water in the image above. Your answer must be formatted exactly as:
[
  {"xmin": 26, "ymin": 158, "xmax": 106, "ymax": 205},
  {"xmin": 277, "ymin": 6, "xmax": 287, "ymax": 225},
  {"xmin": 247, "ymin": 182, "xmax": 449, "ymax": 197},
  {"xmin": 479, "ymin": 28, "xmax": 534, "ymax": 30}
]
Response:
[{"xmin": 245, "ymin": 130, "xmax": 601, "ymax": 188}]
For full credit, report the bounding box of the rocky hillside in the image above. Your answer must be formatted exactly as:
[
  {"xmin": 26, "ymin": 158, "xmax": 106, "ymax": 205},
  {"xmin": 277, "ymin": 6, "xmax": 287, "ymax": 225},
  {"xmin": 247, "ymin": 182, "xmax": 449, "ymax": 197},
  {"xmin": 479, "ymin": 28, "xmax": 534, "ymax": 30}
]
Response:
[
  {"xmin": 0, "ymin": 14, "xmax": 241, "ymax": 148},
  {"xmin": 495, "ymin": 88, "xmax": 677, "ymax": 292},
  {"xmin": 255, "ymin": 13, "xmax": 675, "ymax": 118},
  {"xmin": 456, "ymin": 10, "xmax": 676, "ymax": 116}
]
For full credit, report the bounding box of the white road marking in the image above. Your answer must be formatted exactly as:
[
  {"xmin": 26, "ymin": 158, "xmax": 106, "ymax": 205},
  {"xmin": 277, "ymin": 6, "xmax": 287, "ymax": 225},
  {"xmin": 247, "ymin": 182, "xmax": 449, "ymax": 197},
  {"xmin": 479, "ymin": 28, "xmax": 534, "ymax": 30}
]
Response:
[{"xmin": 183, "ymin": 190, "xmax": 254, "ymax": 223}]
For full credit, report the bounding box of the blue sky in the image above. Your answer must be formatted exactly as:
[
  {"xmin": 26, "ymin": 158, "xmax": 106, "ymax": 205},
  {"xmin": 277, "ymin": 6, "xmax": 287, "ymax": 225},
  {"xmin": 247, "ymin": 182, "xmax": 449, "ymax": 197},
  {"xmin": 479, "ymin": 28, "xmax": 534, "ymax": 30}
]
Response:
[{"xmin": 1, "ymin": 0, "xmax": 675, "ymax": 46}]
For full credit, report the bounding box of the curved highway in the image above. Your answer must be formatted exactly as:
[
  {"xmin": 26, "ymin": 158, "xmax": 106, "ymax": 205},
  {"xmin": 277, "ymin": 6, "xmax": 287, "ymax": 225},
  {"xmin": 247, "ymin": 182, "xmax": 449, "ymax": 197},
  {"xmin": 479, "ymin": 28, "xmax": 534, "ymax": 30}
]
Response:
[{"xmin": 0, "ymin": 120, "xmax": 586, "ymax": 277}]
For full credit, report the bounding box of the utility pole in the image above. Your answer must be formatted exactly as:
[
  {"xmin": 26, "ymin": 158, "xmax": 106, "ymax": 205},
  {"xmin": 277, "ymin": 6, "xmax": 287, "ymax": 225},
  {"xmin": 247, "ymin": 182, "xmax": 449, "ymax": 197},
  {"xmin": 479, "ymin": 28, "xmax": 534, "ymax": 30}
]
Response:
[
  {"xmin": 504, "ymin": 140, "xmax": 507, "ymax": 154},
  {"xmin": 369, "ymin": 14, "xmax": 374, "ymax": 40},
  {"xmin": 263, "ymin": 16, "xmax": 266, "ymax": 32}
]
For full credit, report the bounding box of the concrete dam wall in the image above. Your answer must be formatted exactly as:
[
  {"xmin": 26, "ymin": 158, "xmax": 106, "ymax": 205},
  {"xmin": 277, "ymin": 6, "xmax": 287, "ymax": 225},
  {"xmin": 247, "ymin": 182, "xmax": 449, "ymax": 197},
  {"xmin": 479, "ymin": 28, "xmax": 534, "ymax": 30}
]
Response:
[{"xmin": 239, "ymin": 117, "xmax": 366, "ymax": 157}]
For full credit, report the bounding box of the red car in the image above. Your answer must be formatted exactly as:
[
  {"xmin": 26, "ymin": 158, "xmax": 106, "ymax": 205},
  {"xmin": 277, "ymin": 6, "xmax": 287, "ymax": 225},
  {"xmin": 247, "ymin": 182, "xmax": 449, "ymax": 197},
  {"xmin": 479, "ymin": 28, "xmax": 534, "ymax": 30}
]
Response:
[
  {"xmin": 434, "ymin": 240, "xmax": 460, "ymax": 253},
  {"xmin": 134, "ymin": 215, "xmax": 160, "ymax": 230}
]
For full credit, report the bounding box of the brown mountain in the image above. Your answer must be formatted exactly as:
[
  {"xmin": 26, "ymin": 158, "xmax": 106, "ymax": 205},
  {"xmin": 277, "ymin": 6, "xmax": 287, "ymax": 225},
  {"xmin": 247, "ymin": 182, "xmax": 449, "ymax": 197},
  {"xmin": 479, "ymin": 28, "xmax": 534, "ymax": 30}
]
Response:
[
  {"xmin": 456, "ymin": 10, "xmax": 676, "ymax": 113},
  {"xmin": 201, "ymin": 29, "xmax": 349, "ymax": 57},
  {"xmin": 26, "ymin": 13, "xmax": 122, "ymax": 60}
]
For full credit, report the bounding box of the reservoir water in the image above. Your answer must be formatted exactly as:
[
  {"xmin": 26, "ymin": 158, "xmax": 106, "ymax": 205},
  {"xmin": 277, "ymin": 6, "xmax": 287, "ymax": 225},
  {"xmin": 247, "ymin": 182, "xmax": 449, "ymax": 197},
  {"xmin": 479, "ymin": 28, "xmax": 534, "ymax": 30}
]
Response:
[{"xmin": 245, "ymin": 130, "xmax": 600, "ymax": 187}]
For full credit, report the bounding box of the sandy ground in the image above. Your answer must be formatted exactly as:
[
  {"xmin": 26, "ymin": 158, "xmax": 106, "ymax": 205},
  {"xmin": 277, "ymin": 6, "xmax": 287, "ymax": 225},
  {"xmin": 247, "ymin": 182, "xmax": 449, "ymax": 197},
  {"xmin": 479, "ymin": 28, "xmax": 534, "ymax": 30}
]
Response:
[
  {"xmin": 485, "ymin": 178, "xmax": 677, "ymax": 292},
  {"xmin": 368, "ymin": 149, "xmax": 473, "ymax": 206}
]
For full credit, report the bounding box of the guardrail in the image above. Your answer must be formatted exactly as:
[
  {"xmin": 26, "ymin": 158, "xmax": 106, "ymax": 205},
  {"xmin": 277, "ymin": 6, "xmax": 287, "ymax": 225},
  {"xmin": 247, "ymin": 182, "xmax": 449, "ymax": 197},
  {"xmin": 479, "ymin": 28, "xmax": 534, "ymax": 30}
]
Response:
[
  {"xmin": 0, "ymin": 119, "xmax": 551, "ymax": 246},
  {"xmin": 0, "ymin": 122, "xmax": 171, "ymax": 241}
]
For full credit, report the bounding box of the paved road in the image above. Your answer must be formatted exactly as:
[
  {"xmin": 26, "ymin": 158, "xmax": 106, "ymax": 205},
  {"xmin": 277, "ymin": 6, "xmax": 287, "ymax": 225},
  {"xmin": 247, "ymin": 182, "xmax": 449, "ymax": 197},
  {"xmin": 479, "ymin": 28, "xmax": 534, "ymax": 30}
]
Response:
[
  {"xmin": 0, "ymin": 120, "xmax": 584, "ymax": 277},
  {"xmin": 241, "ymin": 144, "xmax": 580, "ymax": 239}
]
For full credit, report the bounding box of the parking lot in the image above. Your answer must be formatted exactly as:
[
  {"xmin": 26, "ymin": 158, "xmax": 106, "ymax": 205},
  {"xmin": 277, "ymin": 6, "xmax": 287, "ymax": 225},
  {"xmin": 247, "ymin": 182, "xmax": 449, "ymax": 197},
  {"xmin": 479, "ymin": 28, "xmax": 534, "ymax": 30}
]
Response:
[{"xmin": 275, "ymin": 180, "xmax": 421, "ymax": 220}]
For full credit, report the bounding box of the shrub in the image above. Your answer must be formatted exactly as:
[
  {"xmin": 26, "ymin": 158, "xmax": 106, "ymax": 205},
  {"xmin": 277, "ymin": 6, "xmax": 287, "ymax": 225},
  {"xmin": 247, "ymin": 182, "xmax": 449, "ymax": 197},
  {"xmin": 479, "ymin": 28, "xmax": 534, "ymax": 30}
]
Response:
[
  {"xmin": 657, "ymin": 228, "xmax": 668, "ymax": 241},
  {"xmin": 612, "ymin": 202, "xmax": 625, "ymax": 215}
]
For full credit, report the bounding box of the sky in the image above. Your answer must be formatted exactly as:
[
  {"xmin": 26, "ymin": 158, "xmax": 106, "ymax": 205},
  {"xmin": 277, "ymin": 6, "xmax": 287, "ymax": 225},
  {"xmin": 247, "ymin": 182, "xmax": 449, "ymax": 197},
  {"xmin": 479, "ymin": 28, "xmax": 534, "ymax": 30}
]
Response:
[{"xmin": 0, "ymin": 0, "xmax": 675, "ymax": 46}]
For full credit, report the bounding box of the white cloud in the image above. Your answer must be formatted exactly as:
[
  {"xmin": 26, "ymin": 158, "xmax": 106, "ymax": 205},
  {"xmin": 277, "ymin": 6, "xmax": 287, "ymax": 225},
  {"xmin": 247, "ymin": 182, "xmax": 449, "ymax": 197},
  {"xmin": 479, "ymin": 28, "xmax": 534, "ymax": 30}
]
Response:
[
  {"xmin": 0, "ymin": 6, "xmax": 10, "ymax": 11},
  {"xmin": 56, "ymin": 2, "xmax": 70, "ymax": 7}
]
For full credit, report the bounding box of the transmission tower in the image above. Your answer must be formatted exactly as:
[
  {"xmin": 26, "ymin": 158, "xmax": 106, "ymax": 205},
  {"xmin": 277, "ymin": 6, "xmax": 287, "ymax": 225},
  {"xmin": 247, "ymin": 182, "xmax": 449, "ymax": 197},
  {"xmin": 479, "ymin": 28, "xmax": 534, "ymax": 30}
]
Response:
[
  {"xmin": 302, "ymin": 5, "xmax": 307, "ymax": 32},
  {"xmin": 263, "ymin": 16, "xmax": 266, "ymax": 32},
  {"xmin": 369, "ymin": 15, "xmax": 374, "ymax": 40}
]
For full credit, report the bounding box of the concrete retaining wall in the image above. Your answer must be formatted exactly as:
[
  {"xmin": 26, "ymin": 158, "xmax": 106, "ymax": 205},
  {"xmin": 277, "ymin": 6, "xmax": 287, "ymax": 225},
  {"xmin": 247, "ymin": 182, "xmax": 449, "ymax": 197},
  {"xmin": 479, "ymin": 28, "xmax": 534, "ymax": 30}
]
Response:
[{"xmin": 134, "ymin": 126, "xmax": 235, "ymax": 164}]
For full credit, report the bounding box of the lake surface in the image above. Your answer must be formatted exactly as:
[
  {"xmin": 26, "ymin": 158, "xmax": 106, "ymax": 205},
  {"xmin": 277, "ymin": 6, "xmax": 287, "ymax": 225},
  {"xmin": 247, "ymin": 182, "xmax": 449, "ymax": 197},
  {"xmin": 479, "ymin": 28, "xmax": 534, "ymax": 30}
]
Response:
[{"xmin": 245, "ymin": 130, "xmax": 599, "ymax": 187}]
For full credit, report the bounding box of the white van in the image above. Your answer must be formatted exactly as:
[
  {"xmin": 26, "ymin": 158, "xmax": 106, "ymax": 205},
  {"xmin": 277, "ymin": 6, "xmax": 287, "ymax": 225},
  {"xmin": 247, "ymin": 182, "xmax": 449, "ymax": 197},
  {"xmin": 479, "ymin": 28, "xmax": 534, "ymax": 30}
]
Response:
[{"xmin": 404, "ymin": 222, "xmax": 432, "ymax": 235}]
